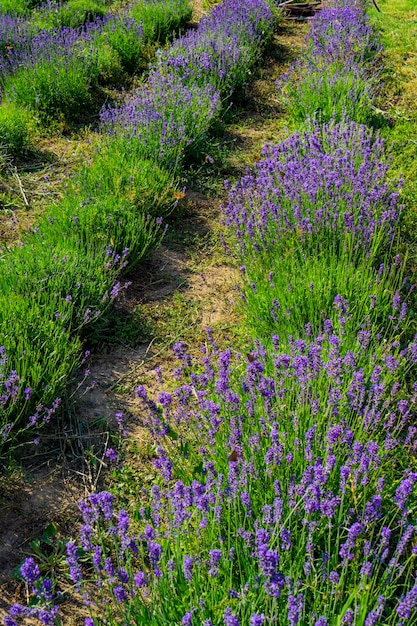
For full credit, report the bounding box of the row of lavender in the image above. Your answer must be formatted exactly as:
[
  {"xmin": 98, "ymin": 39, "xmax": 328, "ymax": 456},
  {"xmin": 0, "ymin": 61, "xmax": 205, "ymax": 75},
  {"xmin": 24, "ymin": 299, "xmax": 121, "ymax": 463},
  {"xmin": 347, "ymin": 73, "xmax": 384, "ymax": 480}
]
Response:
[
  {"xmin": 0, "ymin": 0, "xmax": 196, "ymax": 451},
  {"xmin": 278, "ymin": 0, "xmax": 381, "ymax": 124},
  {"xmin": 99, "ymin": 0, "xmax": 277, "ymax": 169},
  {"xmin": 0, "ymin": 0, "xmax": 276, "ymax": 466},
  {"xmin": 0, "ymin": 0, "xmax": 192, "ymax": 149}
]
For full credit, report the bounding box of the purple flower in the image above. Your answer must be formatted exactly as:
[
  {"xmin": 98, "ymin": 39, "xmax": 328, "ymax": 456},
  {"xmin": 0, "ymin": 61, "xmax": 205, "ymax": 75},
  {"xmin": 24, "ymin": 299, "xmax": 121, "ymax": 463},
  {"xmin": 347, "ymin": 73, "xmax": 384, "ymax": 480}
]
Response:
[
  {"xmin": 113, "ymin": 585, "xmax": 127, "ymax": 603},
  {"xmin": 183, "ymin": 555, "xmax": 193, "ymax": 582},
  {"xmin": 287, "ymin": 593, "xmax": 304, "ymax": 626},
  {"xmin": 66, "ymin": 543, "xmax": 82, "ymax": 586},
  {"xmin": 339, "ymin": 522, "xmax": 363, "ymax": 564},
  {"xmin": 364, "ymin": 596, "xmax": 385, "ymax": 625},
  {"xmin": 117, "ymin": 510, "xmax": 130, "ymax": 537},
  {"xmin": 105, "ymin": 448, "xmax": 118, "ymax": 462},
  {"xmin": 241, "ymin": 490, "xmax": 252, "ymax": 515},
  {"xmin": 148, "ymin": 542, "xmax": 162, "ymax": 570},
  {"xmin": 397, "ymin": 584, "xmax": 417, "ymax": 619},
  {"xmin": 20, "ymin": 557, "xmax": 40, "ymax": 584},
  {"xmin": 224, "ymin": 607, "xmax": 240, "ymax": 626},
  {"xmin": 394, "ymin": 472, "xmax": 417, "ymax": 515},
  {"xmin": 134, "ymin": 571, "xmax": 147, "ymax": 588},
  {"xmin": 115, "ymin": 411, "xmax": 128, "ymax": 436},
  {"xmin": 182, "ymin": 612, "xmax": 193, "ymax": 626},
  {"xmin": 341, "ymin": 610, "xmax": 354, "ymax": 625}
]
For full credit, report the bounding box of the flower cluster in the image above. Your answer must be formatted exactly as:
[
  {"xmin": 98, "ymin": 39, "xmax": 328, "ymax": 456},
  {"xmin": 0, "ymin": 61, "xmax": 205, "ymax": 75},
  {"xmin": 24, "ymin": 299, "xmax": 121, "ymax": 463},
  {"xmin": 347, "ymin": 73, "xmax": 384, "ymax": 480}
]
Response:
[{"xmin": 4, "ymin": 558, "xmax": 59, "ymax": 626}]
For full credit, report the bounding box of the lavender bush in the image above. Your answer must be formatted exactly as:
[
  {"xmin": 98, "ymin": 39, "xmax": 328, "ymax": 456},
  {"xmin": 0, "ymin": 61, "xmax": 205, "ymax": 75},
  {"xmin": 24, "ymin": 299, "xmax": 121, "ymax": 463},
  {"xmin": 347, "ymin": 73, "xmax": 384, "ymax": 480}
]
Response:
[
  {"xmin": 0, "ymin": 18, "xmax": 106, "ymax": 77},
  {"xmin": 0, "ymin": 0, "xmax": 197, "ymax": 440},
  {"xmin": 278, "ymin": 0, "xmax": 381, "ymax": 125},
  {"xmin": 34, "ymin": 0, "xmax": 108, "ymax": 30},
  {"xmin": 158, "ymin": 0, "xmax": 275, "ymax": 96},
  {"xmin": 222, "ymin": 119, "xmax": 409, "ymax": 343},
  {"xmin": 223, "ymin": 120, "xmax": 401, "ymax": 257},
  {"xmin": 0, "ymin": 19, "xmax": 108, "ymax": 119},
  {"xmin": 101, "ymin": 71, "xmax": 221, "ymax": 169},
  {"xmin": 308, "ymin": 2, "xmax": 381, "ymax": 66},
  {"xmin": 94, "ymin": 0, "xmax": 193, "ymax": 76}
]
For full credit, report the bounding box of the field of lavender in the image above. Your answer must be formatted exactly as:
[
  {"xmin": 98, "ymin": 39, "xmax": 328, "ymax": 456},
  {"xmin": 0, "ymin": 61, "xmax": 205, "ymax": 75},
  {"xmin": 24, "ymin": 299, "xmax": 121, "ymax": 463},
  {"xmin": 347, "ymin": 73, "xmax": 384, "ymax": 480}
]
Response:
[{"xmin": 2, "ymin": 0, "xmax": 417, "ymax": 624}]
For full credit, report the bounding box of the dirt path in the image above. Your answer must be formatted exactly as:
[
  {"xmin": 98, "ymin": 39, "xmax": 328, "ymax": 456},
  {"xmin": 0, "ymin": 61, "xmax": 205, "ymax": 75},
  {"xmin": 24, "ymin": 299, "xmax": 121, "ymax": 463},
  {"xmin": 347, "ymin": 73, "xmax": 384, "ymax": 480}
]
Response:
[{"xmin": 0, "ymin": 12, "xmax": 307, "ymax": 622}]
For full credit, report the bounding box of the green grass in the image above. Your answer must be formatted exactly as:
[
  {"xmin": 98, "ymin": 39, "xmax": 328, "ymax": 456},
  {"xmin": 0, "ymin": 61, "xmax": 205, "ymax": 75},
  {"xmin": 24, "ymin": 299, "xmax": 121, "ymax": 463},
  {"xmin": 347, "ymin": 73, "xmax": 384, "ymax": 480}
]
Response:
[
  {"xmin": 0, "ymin": 0, "xmax": 44, "ymax": 16},
  {"xmin": 279, "ymin": 63, "xmax": 377, "ymax": 126},
  {"xmin": 2, "ymin": 55, "xmax": 101, "ymax": 124},
  {"xmin": 368, "ymin": 0, "xmax": 417, "ymax": 302},
  {"xmin": 0, "ymin": 101, "xmax": 35, "ymax": 157},
  {"xmin": 368, "ymin": 0, "xmax": 417, "ymax": 195}
]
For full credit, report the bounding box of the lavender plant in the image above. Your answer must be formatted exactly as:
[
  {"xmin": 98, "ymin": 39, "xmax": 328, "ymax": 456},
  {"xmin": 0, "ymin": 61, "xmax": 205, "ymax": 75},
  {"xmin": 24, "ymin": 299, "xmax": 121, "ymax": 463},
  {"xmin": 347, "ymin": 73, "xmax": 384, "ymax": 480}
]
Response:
[
  {"xmin": 278, "ymin": 0, "xmax": 381, "ymax": 125},
  {"xmin": 128, "ymin": 0, "xmax": 192, "ymax": 45},
  {"xmin": 222, "ymin": 119, "xmax": 409, "ymax": 344},
  {"xmin": 0, "ymin": 18, "xmax": 106, "ymax": 78},
  {"xmin": 100, "ymin": 0, "xmax": 277, "ymax": 170},
  {"xmin": 157, "ymin": 0, "xmax": 275, "ymax": 97},
  {"xmin": 36, "ymin": 0, "xmax": 108, "ymax": 30},
  {"xmin": 0, "ymin": 13, "xmax": 31, "ymax": 53},
  {"xmin": 100, "ymin": 71, "xmax": 222, "ymax": 170},
  {"xmin": 0, "ymin": 19, "xmax": 107, "ymax": 120},
  {"xmin": 308, "ymin": 2, "xmax": 381, "ymax": 66},
  {"xmin": 96, "ymin": 15, "xmax": 145, "ymax": 75},
  {"xmin": 223, "ymin": 120, "xmax": 401, "ymax": 258}
]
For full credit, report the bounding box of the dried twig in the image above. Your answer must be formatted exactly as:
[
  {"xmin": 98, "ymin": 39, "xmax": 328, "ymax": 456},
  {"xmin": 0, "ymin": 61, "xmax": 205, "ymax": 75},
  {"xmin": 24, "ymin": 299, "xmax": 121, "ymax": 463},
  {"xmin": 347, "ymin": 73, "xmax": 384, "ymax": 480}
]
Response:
[{"xmin": 12, "ymin": 167, "xmax": 30, "ymax": 207}]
